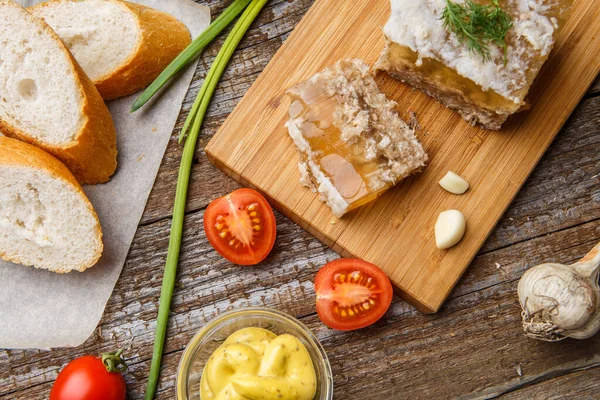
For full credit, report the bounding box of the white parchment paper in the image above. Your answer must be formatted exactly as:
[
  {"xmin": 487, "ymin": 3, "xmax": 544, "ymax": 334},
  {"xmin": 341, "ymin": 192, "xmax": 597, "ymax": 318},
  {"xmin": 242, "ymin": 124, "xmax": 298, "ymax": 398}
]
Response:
[{"xmin": 0, "ymin": 0, "xmax": 210, "ymax": 349}]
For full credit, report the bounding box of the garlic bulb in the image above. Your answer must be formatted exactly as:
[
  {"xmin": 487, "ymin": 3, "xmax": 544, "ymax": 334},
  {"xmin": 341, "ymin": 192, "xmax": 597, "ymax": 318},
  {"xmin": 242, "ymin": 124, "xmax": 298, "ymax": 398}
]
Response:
[{"xmin": 517, "ymin": 242, "xmax": 600, "ymax": 341}]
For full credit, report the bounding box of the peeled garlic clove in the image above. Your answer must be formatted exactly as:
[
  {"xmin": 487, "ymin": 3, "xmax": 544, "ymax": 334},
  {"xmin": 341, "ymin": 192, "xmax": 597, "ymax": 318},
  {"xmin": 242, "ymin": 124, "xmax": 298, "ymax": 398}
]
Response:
[
  {"xmin": 435, "ymin": 210, "xmax": 466, "ymax": 249},
  {"xmin": 518, "ymin": 242, "xmax": 600, "ymax": 341},
  {"xmin": 439, "ymin": 171, "xmax": 469, "ymax": 195}
]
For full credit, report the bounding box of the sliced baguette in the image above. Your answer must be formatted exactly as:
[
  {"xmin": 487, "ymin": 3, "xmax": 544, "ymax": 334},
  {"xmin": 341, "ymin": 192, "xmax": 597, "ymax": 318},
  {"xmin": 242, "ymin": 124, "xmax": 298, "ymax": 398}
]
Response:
[
  {"xmin": 0, "ymin": 136, "xmax": 103, "ymax": 273},
  {"xmin": 31, "ymin": 0, "xmax": 192, "ymax": 100},
  {"xmin": 0, "ymin": 0, "xmax": 117, "ymax": 184}
]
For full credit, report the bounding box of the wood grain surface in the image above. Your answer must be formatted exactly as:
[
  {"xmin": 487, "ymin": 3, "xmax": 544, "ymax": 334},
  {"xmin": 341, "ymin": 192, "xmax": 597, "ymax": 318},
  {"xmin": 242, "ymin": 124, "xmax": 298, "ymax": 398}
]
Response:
[
  {"xmin": 1, "ymin": 0, "xmax": 599, "ymax": 399},
  {"xmin": 205, "ymin": 0, "xmax": 600, "ymax": 313}
]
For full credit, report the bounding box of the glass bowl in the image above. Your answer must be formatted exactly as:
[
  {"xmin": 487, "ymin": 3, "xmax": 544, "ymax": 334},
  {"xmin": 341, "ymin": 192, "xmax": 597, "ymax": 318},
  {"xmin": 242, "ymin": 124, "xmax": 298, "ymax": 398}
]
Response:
[{"xmin": 176, "ymin": 307, "xmax": 334, "ymax": 400}]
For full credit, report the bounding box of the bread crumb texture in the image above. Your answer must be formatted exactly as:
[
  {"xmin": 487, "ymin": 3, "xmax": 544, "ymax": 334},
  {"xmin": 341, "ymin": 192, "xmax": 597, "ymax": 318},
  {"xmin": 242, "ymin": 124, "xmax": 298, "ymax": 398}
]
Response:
[
  {"xmin": 30, "ymin": 0, "xmax": 139, "ymax": 82},
  {"xmin": 0, "ymin": 137, "xmax": 102, "ymax": 273},
  {"xmin": 31, "ymin": 0, "xmax": 192, "ymax": 100},
  {"xmin": 0, "ymin": 0, "xmax": 84, "ymax": 144}
]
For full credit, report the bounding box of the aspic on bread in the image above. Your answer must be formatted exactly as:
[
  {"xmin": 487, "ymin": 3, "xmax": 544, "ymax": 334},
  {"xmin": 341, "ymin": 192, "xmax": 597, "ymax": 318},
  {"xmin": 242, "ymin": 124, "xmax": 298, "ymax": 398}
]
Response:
[
  {"xmin": 0, "ymin": 136, "xmax": 103, "ymax": 273},
  {"xmin": 30, "ymin": 0, "xmax": 192, "ymax": 100},
  {"xmin": 0, "ymin": 0, "xmax": 117, "ymax": 184}
]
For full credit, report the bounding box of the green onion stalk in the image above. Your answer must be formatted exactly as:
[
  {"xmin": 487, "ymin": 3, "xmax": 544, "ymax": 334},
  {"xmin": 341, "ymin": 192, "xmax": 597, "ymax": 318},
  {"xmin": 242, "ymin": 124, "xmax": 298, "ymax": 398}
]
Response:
[
  {"xmin": 143, "ymin": 1, "xmax": 268, "ymax": 399},
  {"xmin": 131, "ymin": 0, "xmax": 252, "ymax": 112}
]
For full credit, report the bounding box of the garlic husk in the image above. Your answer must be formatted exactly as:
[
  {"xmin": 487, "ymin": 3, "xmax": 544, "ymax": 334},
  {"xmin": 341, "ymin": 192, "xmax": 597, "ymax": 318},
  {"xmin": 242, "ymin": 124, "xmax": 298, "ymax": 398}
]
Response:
[{"xmin": 517, "ymin": 242, "xmax": 600, "ymax": 341}]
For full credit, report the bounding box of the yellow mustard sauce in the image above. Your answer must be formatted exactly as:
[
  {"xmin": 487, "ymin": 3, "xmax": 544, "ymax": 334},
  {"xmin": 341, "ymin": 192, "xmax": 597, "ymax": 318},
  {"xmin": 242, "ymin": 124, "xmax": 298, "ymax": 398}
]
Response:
[{"xmin": 200, "ymin": 327, "xmax": 317, "ymax": 400}]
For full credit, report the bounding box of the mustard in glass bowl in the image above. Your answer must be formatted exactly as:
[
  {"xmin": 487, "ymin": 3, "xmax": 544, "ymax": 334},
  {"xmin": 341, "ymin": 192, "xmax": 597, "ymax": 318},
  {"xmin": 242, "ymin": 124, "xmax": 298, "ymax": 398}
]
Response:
[{"xmin": 176, "ymin": 307, "xmax": 334, "ymax": 400}]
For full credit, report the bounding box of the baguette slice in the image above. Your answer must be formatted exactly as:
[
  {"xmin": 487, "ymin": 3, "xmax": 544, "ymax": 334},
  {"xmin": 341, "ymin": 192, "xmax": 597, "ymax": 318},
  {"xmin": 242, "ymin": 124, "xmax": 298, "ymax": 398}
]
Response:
[
  {"xmin": 0, "ymin": 136, "xmax": 103, "ymax": 273},
  {"xmin": 0, "ymin": 0, "xmax": 117, "ymax": 184},
  {"xmin": 31, "ymin": 0, "xmax": 192, "ymax": 100}
]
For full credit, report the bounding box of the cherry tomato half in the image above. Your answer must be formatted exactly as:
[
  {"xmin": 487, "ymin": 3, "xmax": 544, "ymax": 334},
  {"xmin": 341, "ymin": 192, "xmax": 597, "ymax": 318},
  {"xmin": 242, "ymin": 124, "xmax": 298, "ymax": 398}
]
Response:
[
  {"xmin": 50, "ymin": 352, "xmax": 126, "ymax": 400},
  {"xmin": 204, "ymin": 188, "xmax": 276, "ymax": 265},
  {"xmin": 315, "ymin": 258, "xmax": 393, "ymax": 330}
]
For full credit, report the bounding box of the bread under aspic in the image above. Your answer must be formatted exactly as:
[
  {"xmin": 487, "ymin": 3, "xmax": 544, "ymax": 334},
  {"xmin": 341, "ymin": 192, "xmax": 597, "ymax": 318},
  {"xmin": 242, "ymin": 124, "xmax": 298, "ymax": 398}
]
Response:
[
  {"xmin": 0, "ymin": 136, "xmax": 103, "ymax": 273},
  {"xmin": 0, "ymin": 0, "xmax": 117, "ymax": 184},
  {"xmin": 30, "ymin": 0, "xmax": 192, "ymax": 100}
]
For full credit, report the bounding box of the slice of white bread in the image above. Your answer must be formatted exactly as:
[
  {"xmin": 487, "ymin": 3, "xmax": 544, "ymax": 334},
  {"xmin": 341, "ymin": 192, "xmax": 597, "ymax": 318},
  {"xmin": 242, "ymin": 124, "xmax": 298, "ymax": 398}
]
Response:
[
  {"xmin": 0, "ymin": 0, "xmax": 117, "ymax": 184},
  {"xmin": 0, "ymin": 136, "xmax": 103, "ymax": 273},
  {"xmin": 31, "ymin": 0, "xmax": 192, "ymax": 100}
]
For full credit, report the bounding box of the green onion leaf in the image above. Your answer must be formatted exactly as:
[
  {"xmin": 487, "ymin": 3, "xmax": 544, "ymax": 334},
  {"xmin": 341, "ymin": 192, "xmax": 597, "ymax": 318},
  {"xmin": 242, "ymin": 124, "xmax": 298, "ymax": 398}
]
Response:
[
  {"xmin": 130, "ymin": 0, "xmax": 252, "ymax": 112},
  {"xmin": 181, "ymin": 0, "xmax": 269, "ymax": 149},
  {"xmin": 143, "ymin": 1, "xmax": 268, "ymax": 399},
  {"xmin": 180, "ymin": 0, "xmax": 266, "ymax": 143}
]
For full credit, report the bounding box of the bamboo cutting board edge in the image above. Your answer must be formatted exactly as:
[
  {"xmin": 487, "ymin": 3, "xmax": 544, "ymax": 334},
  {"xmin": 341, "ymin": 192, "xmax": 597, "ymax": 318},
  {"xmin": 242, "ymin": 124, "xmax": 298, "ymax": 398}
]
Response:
[{"xmin": 206, "ymin": 0, "xmax": 600, "ymax": 313}]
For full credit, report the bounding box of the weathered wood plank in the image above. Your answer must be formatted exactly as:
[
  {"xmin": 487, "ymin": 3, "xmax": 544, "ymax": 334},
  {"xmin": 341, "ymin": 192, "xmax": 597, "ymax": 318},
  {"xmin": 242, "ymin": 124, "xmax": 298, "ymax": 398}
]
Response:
[
  {"xmin": 2, "ymin": 219, "xmax": 599, "ymax": 399},
  {"xmin": 480, "ymin": 94, "xmax": 600, "ymax": 253},
  {"xmin": 498, "ymin": 365, "xmax": 600, "ymax": 399},
  {"xmin": 0, "ymin": 210, "xmax": 334, "ymax": 397},
  {"xmin": 589, "ymin": 74, "xmax": 600, "ymax": 95},
  {"xmin": 2, "ymin": 0, "xmax": 600, "ymax": 398},
  {"xmin": 2, "ymin": 85, "xmax": 599, "ymax": 400}
]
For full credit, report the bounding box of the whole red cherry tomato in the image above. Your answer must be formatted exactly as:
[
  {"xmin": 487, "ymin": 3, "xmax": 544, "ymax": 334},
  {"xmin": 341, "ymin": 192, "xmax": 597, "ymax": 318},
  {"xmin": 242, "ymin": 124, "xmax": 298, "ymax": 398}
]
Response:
[{"xmin": 50, "ymin": 349, "xmax": 127, "ymax": 400}]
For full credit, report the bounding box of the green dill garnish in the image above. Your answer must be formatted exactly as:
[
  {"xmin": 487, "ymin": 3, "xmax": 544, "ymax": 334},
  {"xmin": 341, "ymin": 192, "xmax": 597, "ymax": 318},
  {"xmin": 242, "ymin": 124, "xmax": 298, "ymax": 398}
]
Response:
[{"xmin": 441, "ymin": 0, "xmax": 513, "ymax": 63}]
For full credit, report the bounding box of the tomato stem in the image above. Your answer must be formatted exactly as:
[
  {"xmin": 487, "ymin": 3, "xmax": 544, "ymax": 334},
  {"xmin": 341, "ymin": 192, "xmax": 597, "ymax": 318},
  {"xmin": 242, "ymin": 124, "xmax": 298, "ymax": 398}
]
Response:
[{"xmin": 101, "ymin": 349, "xmax": 128, "ymax": 374}]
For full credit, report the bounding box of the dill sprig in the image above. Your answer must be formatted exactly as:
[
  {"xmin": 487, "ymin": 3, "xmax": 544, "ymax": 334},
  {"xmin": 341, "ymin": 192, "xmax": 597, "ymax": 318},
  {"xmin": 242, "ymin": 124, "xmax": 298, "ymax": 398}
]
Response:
[{"xmin": 441, "ymin": 0, "xmax": 513, "ymax": 64}]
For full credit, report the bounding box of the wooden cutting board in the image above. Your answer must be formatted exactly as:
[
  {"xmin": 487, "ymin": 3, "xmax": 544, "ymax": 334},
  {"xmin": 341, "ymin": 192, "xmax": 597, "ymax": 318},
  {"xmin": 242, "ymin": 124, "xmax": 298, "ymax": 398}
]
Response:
[{"xmin": 206, "ymin": 0, "xmax": 600, "ymax": 313}]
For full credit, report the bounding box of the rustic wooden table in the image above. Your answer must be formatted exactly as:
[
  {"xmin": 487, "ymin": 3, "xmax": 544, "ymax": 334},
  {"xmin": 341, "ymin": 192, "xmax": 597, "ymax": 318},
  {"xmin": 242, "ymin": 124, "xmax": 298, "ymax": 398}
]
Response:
[{"xmin": 2, "ymin": 1, "xmax": 600, "ymax": 399}]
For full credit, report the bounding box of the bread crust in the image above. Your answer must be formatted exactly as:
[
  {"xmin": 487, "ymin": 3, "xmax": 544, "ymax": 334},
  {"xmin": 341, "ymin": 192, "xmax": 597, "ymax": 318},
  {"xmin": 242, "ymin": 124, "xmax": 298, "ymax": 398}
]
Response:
[
  {"xmin": 0, "ymin": 136, "xmax": 103, "ymax": 273},
  {"xmin": 0, "ymin": 0, "xmax": 118, "ymax": 185},
  {"xmin": 31, "ymin": 0, "xmax": 192, "ymax": 100},
  {"xmin": 96, "ymin": 0, "xmax": 192, "ymax": 100}
]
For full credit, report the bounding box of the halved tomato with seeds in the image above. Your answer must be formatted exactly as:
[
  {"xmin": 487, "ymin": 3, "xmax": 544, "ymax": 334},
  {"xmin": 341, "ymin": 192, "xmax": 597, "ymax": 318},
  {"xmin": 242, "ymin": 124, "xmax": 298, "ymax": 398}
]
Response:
[
  {"xmin": 204, "ymin": 188, "xmax": 276, "ymax": 265},
  {"xmin": 314, "ymin": 258, "xmax": 393, "ymax": 330}
]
